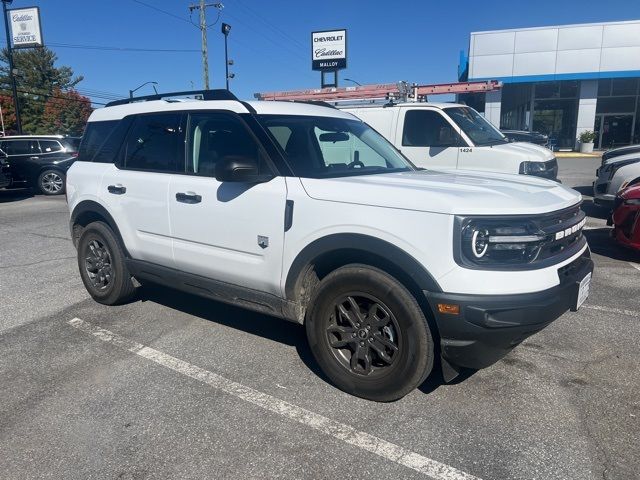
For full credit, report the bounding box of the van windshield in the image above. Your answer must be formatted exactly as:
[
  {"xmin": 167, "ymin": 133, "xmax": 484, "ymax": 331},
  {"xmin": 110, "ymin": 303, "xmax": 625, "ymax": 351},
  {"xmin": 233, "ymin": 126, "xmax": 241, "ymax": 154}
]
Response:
[
  {"xmin": 257, "ymin": 114, "xmax": 414, "ymax": 178},
  {"xmin": 444, "ymin": 106, "xmax": 508, "ymax": 146}
]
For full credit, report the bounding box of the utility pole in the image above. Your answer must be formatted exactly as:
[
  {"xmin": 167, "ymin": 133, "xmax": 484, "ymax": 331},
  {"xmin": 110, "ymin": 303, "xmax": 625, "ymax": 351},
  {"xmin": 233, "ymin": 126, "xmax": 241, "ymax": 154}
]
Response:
[
  {"xmin": 2, "ymin": 0, "xmax": 22, "ymax": 134},
  {"xmin": 188, "ymin": 1, "xmax": 223, "ymax": 90}
]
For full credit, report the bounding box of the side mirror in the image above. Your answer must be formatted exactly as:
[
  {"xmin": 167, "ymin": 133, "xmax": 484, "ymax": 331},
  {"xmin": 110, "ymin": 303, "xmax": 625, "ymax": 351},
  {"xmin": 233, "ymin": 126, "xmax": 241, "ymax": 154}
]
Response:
[{"xmin": 215, "ymin": 155, "xmax": 274, "ymax": 183}]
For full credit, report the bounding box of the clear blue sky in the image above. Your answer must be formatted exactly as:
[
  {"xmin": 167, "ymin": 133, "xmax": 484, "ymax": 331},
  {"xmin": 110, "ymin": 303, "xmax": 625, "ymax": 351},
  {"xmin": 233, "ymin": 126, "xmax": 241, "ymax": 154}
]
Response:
[{"xmin": 6, "ymin": 0, "xmax": 639, "ymax": 105}]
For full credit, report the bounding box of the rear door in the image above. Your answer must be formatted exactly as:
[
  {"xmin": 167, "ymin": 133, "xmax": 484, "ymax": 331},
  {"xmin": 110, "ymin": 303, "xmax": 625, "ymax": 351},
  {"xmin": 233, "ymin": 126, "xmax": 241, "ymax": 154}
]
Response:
[
  {"xmin": 100, "ymin": 112, "xmax": 184, "ymax": 266},
  {"xmin": 396, "ymin": 108, "xmax": 465, "ymax": 169},
  {"xmin": 1, "ymin": 139, "xmax": 41, "ymax": 182},
  {"xmin": 168, "ymin": 111, "xmax": 287, "ymax": 295}
]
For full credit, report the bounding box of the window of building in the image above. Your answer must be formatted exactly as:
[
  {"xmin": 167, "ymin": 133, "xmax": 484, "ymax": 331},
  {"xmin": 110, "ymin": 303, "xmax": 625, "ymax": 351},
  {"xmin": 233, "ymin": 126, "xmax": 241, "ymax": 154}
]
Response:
[
  {"xmin": 124, "ymin": 113, "xmax": 183, "ymax": 172},
  {"xmin": 187, "ymin": 113, "xmax": 260, "ymax": 177}
]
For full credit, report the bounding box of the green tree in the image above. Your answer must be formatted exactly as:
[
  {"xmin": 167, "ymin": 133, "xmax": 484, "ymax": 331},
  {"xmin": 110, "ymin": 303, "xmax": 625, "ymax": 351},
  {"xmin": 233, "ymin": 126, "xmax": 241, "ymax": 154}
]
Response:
[
  {"xmin": 41, "ymin": 89, "xmax": 92, "ymax": 136},
  {"xmin": 0, "ymin": 47, "xmax": 84, "ymax": 133}
]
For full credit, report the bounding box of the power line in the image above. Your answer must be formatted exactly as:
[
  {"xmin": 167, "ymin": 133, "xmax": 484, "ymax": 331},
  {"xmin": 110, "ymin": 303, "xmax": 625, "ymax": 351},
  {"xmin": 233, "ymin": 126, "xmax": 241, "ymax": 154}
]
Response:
[
  {"xmin": 48, "ymin": 42, "xmax": 200, "ymax": 53},
  {"xmin": 131, "ymin": 0, "xmax": 194, "ymax": 25}
]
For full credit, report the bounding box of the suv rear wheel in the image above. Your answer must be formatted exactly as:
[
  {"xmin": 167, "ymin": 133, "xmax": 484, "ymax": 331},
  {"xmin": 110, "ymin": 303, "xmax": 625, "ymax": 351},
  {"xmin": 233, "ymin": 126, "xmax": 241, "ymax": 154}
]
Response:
[
  {"xmin": 306, "ymin": 264, "xmax": 434, "ymax": 402},
  {"xmin": 77, "ymin": 221, "xmax": 136, "ymax": 305},
  {"xmin": 38, "ymin": 169, "xmax": 65, "ymax": 195}
]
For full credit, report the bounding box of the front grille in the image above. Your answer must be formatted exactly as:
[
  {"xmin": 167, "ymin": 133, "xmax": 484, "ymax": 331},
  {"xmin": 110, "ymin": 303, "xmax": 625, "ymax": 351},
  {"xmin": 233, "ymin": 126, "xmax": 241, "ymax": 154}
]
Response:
[{"xmin": 534, "ymin": 204, "xmax": 585, "ymax": 263}]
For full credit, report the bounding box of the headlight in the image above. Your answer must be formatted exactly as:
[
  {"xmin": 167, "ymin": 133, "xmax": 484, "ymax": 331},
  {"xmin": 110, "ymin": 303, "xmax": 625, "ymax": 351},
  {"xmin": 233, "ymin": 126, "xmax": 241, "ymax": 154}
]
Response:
[
  {"xmin": 460, "ymin": 219, "xmax": 547, "ymax": 266},
  {"xmin": 519, "ymin": 161, "xmax": 547, "ymax": 174}
]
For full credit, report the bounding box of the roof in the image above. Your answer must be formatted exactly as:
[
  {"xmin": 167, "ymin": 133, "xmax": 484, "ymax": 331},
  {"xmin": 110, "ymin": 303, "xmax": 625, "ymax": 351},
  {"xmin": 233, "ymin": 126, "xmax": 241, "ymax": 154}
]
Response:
[
  {"xmin": 470, "ymin": 19, "xmax": 640, "ymax": 35},
  {"xmin": 89, "ymin": 98, "xmax": 357, "ymax": 122},
  {"xmin": 0, "ymin": 135, "xmax": 65, "ymax": 139},
  {"xmin": 340, "ymin": 102, "xmax": 465, "ymax": 111}
]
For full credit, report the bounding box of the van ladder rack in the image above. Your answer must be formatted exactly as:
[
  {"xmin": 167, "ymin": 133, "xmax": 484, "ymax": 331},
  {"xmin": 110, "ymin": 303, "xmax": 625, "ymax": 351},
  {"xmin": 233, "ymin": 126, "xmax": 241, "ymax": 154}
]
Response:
[
  {"xmin": 254, "ymin": 80, "xmax": 501, "ymax": 103},
  {"xmin": 106, "ymin": 89, "xmax": 238, "ymax": 107}
]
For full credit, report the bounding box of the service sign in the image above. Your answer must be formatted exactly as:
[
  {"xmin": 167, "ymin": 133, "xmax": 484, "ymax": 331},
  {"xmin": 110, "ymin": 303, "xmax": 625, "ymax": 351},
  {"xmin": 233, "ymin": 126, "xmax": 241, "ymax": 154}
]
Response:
[
  {"xmin": 9, "ymin": 7, "xmax": 43, "ymax": 49},
  {"xmin": 311, "ymin": 29, "xmax": 347, "ymax": 71}
]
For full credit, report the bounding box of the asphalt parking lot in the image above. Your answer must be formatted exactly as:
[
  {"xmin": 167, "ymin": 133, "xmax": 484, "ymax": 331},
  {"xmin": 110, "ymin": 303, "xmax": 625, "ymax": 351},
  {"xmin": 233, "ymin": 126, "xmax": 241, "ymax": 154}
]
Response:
[{"xmin": 1, "ymin": 157, "xmax": 638, "ymax": 480}]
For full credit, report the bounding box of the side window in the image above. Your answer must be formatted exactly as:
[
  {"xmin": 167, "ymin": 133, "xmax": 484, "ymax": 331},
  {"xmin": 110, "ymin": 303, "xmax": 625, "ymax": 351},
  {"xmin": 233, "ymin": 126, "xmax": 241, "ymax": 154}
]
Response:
[
  {"xmin": 187, "ymin": 112, "xmax": 261, "ymax": 177},
  {"xmin": 124, "ymin": 113, "xmax": 183, "ymax": 172},
  {"xmin": 313, "ymin": 126, "xmax": 387, "ymax": 168},
  {"xmin": 402, "ymin": 110, "xmax": 463, "ymax": 148},
  {"xmin": 2, "ymin": 140, "xmax": 39, "ymax": 155},
  {"xmin": 78, "ymin": 120, "xmax": 118, "ymax": 162},
  {"xmin": 39, "ymin": 140, "xmax": 63, "ymax": 153}
]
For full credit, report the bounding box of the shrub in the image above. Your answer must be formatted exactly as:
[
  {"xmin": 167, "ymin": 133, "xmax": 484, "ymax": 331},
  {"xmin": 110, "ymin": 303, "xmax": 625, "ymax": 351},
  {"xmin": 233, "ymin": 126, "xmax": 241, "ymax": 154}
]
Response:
[{"xmin": 579, "ymin": 130, "xmax": 596, "ymax": 143}]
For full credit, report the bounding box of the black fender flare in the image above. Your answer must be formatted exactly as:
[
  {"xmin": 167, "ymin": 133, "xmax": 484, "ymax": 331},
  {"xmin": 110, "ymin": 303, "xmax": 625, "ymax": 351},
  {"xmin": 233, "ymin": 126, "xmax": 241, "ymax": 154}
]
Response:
[
  {"xmin": 69, "ymin": 200, "xmax": 130, "ymax": 256},
  {"xmin": 284, "ymin": 233, "xmax": 442, "ymax": 301}
]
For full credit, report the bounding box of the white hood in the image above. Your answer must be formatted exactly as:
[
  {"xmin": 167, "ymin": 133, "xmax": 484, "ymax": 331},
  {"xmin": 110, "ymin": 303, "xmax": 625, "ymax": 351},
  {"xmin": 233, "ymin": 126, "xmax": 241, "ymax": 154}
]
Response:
[
  {"xmin": 604, "ymin": 151, "xmax": 640, "ymax": 166},
  {"xmin": 300, "ymin": 170, "xmax": 580, "ymax": 216},
  {"xmin": 484, "ymin": 142, "xmax": 555, "ymax": 161}
]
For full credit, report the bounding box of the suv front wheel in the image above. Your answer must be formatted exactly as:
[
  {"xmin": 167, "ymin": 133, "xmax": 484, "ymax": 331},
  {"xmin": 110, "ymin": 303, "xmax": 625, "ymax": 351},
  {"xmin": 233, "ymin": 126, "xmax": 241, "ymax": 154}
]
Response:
[
  {"xmin": 77, "ymin": 221, "xmax": 136, "ymax": 305},
  {"xmin": 306, "ymin": 264, "xmax": 434, "ymax": 402}
]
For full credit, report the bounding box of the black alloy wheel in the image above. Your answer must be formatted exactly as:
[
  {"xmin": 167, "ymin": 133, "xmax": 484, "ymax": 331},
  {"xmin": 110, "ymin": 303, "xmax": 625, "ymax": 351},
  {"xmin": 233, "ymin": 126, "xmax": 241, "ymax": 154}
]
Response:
[
  {"xmin": 326, "ymin": 294, "xmax": 401, "ymax": 376},
  {"xmin": 84, "ymin": 239, "xmax": 113, "ymax": 291},
  {"xmin": 77, "ymin": 221, "xmax": 136, "ymax": 305},
  {"xmin": 306, "ymin": 264, "xmax": 434, "ymax": 402}
]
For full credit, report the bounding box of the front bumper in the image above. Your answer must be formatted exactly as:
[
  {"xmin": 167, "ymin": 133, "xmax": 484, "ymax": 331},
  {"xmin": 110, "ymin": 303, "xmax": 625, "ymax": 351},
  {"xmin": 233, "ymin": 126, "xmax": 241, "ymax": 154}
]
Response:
[{"xmin": 424, "ymin": 249, "xmax": 593, "ymax": 371}]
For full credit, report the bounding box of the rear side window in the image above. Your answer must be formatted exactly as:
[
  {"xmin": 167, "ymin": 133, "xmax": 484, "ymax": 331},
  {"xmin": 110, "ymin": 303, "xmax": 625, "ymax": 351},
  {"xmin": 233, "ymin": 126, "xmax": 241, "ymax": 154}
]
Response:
[
  {"xmin": 402, "ymin": 110, "xmax": 463, "ymax": 148},
  {"xmin": 39, "ymin": 140, "xmax": 63, "ymax": 153},
  {"xmin": 78, "ymin": 121, "xmax": 118, "ymax": 162},
  {"xmin": 1, "ymin": 140, "xmax": 40, "ymax": 155},
  {"xmin": 124, "ymin": 113, "xmax": 183, "ymax": 172}
]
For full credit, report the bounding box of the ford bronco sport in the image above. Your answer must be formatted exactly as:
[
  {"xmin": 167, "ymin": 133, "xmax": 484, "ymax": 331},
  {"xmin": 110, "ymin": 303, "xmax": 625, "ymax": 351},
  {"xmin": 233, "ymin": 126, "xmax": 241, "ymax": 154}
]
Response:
[{"xmin": 67, "ymin": 90, "xmax": 593, "ymax": 401}]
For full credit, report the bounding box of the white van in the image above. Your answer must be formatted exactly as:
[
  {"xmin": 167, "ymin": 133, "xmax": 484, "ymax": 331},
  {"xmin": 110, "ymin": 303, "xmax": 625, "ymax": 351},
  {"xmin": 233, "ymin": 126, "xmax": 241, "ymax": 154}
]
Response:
[{"xmin": 342, "ymin": 103, "xmax": 558, "ymax": 180}]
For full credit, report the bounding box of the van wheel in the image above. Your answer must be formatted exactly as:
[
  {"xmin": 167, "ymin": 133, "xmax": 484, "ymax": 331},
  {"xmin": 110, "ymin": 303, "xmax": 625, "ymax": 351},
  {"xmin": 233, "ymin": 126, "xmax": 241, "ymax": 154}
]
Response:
[
  {"xmin": 77, "ymin": 221, "xmax": 136, "ymax": 305},
  {"xmin": 38, "ymin": 169, "xmax": 65, "ymax": 195},
  {"xmin": 306, "ymin": 264, "xmax": 434, "ymax": 402}
]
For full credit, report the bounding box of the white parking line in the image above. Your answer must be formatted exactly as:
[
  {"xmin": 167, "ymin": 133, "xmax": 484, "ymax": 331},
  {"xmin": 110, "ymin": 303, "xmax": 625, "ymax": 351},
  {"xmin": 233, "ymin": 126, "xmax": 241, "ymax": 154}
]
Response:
[
  {"xmin": 583, "ymin": 305, "xmax": 639, "ymax": 318},
  {"xmin": 67, "ymin": 318, "xmax": 481, "ymax": 480},
  {"xmin": 629, "ymin": 262, "xmax": 640, "ymax": 273}
]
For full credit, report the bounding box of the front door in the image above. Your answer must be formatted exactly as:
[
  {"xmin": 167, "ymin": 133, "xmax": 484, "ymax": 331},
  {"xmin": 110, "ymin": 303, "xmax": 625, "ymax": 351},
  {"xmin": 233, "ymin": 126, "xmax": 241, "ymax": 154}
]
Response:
[
  {"xmin": 0, "ymin": 139, "xmax": 41, "ymax": 183},
  {"xmin": 396, "ymin": 107, "xmax": 464, "ymax": 170},
  {"xmin": 168, "ymin": 111, "xmax": 287, "ymax": 296},
  {"xmin": 595, "ymin": 114, "xmax": 634, "ymax": 149}
]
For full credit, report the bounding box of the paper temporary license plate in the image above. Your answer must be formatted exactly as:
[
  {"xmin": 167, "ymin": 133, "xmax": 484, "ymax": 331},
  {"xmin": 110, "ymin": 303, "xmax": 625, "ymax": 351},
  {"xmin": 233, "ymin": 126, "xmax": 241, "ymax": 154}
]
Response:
[{"xmin": 575, "ymin": 273, "xmax": 592, "ymax": 310}]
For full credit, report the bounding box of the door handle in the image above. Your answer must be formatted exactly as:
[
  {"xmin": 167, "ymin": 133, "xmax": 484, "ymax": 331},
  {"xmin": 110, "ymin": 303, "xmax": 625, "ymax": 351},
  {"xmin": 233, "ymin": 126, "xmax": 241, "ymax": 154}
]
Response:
[
  {"xmin": 176, "ymin": 192, "xmax": 202, "ymax": 204},
  {"xmin": 107, "ymin": 184, "xmax": 126, "ymax": 195},
  {"xmin": 29, "ymin": 156, "xmax": 39, "ymax": 160}
]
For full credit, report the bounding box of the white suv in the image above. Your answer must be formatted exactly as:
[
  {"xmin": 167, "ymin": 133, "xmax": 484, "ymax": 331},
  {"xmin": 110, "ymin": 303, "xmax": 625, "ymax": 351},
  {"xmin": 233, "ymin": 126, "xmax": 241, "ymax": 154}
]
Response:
[{"xmin": 67, "ymin": 90, "xmax": 593, "ymax": 401}]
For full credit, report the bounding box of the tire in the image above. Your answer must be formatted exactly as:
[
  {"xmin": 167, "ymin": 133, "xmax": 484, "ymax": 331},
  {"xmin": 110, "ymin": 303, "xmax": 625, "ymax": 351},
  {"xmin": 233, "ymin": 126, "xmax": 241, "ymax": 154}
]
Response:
[
  {"xmin": 37, "ymin": 169, "xmax": 65, "ymax": 195},
  {"xmin": 77, "ymin": 221, "xmax": 136, "ymax": 305},
  {"xmin": 306, "ymin": 264, "xmax": 434, "ymax": 402}
]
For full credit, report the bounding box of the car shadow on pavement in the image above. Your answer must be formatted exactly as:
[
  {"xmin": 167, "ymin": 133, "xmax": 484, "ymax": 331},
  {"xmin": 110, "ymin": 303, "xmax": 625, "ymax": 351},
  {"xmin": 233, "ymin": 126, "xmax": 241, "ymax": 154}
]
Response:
[
  {"xmin": 0, "ymin": 188, "xmax": 34, "ymax": 203},
  {"xmin": 136, "ymin": 283, "xmax": 335, "ymax": 387},
  {"xmin": 136, "ymin": 283, "xmax": 468, "ymax": 398},
  {"xmin": 584, "ymin": 228, "xmax": 640, "ymax": 262}
]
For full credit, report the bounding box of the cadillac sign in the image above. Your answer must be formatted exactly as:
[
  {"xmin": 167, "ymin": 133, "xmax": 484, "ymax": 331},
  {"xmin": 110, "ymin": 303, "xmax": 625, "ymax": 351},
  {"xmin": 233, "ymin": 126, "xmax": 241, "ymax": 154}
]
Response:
[
  {"xmin": 9, "ymin": 7, "xmax": 43, "ymax": 49},
  {"xmin": 311, "ymin": 29, "xmax": 347, "ymax": 71}
]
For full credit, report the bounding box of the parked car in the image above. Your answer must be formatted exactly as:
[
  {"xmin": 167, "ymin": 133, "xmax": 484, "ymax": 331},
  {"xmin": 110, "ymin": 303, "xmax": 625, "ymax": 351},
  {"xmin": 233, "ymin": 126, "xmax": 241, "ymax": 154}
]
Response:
[
  {"xmin": 0, "ymin": 155, "xmax": 11, "ymax": 189},
  {"xmin": 67, "ymin": 89, "xmax": 593, "ymax": 401},
  {"xmin": 601, "ymin": 144, "xmax": 640, "ymax": 166},
  {"xmin": 593, "ymin": 152, "xmax": 640, "ymax": 206},
  {"xmin": 501, "ymin": 129, "xmax": 549, "ymax": 147},
  {"xmin": 611, "ymin": 184, "xmax": 640, "ymax": 251},
  {"xmin": 341, "ymin": 103, "xmax": 558, "ymax": 180},
  {"xmin": 0, "ymin": 135, "xmax": 80, "ymax": 195}
]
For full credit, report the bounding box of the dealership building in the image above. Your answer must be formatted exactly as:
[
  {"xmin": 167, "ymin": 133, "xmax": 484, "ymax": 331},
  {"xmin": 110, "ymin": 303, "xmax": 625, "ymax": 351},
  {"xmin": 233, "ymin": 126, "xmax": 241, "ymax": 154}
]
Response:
[{"xmin": 458, "ymin": 19, "xmax": 640, "ymax": 150}]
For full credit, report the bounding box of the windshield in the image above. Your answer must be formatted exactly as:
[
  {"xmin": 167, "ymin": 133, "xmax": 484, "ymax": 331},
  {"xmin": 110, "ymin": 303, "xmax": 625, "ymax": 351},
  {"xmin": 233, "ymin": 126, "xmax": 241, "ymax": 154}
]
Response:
[
  {"xmin": 445, "ymin": 106, "xmax": 508, "ymax": 146},
  {"xmin": 257, "ymin": 114, "xmax": 413, "ymax": 178}
]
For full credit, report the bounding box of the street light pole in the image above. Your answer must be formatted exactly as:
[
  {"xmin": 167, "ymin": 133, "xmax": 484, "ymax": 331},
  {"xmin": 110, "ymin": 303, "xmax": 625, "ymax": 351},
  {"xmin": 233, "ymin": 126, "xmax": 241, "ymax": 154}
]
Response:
[
  {"xmin": 221, "ymin": 23, "xmax": 231, "ymax": 90},
  {"xmin": 344, "ymin": 78, "xmax": 362, "ymax": 86},
  {"xmin": 2, "ymin": 0, "xmax": 22, "ymax": 134},
  {"xmin": 129, "ymin": 81, "xmax": 158, "ymax": 99}
]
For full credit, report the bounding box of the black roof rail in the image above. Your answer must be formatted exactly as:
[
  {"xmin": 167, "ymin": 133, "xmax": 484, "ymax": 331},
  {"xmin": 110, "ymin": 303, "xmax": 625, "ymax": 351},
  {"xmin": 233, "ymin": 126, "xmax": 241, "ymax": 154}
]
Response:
[{"xmin": 105, "ymin": 89, "xmax": 239, "ymax": 107}]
